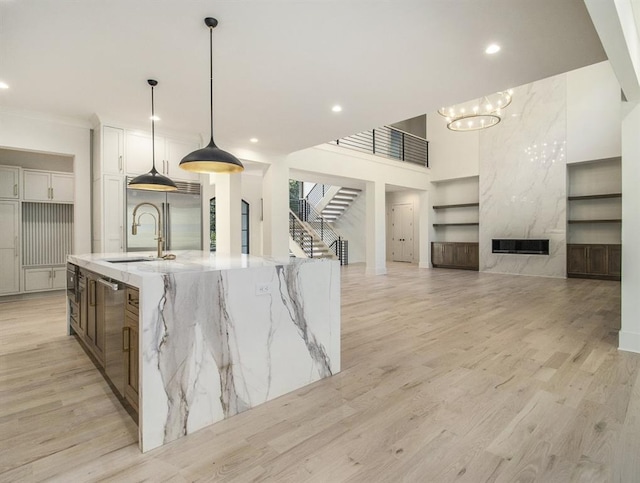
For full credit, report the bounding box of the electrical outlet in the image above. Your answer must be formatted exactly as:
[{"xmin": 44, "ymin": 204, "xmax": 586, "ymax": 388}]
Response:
[{"xmin": 256, "ymin": 282, "xmax": 271, "ymax": 295}]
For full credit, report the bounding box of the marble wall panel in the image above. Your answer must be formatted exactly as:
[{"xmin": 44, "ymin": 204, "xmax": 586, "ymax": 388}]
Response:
[{"xmin": 479, "ymin": 75, "xmax": 567, "ymax": 277}]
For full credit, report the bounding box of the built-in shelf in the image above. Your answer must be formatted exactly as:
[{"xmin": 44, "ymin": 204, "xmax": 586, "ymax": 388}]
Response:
[
  {"xmin": 432, "ymin": 202, "xmax": 480, "ymax": 210},
  {"xmin": 568, "ymin": 193, "xmax": 622, "ymax": 201},
  {"xmin": 432, "ymin": 222, "xmax": 480, "ymax": 227},
  {"xmin": 567, "ymin": 219, "xmax": 622, "ymax": 224}
]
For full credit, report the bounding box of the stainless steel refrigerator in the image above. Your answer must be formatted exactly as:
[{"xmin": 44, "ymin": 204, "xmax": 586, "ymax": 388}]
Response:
[{"xmin": 125, "ymin": 182, "xmax": 202, "ymax": 253}]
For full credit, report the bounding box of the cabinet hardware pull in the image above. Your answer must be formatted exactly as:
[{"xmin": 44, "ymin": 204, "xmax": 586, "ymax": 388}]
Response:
[
  {"xmin": 166, "ymin": 161, "xmax": 169, "ymax": 175},
  {"xmin": 13, "ymin": 184, "xmax": 17, "ymax": 196},
  {"xmin": 14, "ymin": 237, "xmax": 18, "ymax": 258},
  {"xmin": 89, "ymin": 280, "xmax": 96, "ymax": 306},
  {"xmin": 119, "ymin": 155, "xmax": 123, "ymax": 172},
  {"xmin": 123, "ymin": 327, "xmax": 130, "ymax": 351},
  {"xmin": 51, "ymin": 187, "xmax": 54, "ymax": 199}
]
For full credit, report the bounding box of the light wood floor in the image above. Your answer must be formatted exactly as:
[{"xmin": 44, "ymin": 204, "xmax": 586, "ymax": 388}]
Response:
[{"xmin": 1, "ymin": 264, "xmax": 638, "ymax": 482}]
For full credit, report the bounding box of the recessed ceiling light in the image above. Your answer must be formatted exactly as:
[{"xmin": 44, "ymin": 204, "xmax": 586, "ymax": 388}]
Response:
[
  {"xmin": 150, "ymin": 115, "xmax": 160, "ymax": 121},
  {"xmin": 250, "ymin": 138, "xmax": 258, "ymax": 143},
  {"xmin": 332, "ymin": 105, "xmax": 342, "ymax": 113},
  {"xmin": 485, "ymin": 44, "xmax": 501, "ymax": 54},
  {"xmin": 0, "ymin": 81, "xmax": 9, "ymax": 89}
]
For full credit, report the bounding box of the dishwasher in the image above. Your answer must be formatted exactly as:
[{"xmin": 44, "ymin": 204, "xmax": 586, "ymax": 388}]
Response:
[{"xmin": 97, "ymin": 278, "xmax": 125, "ymax": 397}]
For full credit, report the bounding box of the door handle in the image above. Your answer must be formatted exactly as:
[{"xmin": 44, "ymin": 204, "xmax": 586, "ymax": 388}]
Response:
[
  {"xmin": 123, "ymin": 327, "xmax": 130, "ymax": 351},
  {"xmin": 13, "ymin": 184, "xmax": 17, "ymax": 196}
]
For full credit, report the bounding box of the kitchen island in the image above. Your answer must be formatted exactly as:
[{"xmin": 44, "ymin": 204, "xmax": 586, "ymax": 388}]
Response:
[{"xmin": 67, "ymin": 251, "xmax": 340, "ymax": 452}]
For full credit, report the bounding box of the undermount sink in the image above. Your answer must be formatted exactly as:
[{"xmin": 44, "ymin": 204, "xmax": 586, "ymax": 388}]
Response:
[{"xmin": 102, "ymin": 257, "xmax": 156, "ymax": 264}]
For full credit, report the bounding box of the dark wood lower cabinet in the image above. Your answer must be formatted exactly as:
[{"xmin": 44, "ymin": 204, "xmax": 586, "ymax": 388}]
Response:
[
  {"xmin": 567, "ymin": 244, "xmax": 621, "ymax": 281},
  {"xmin": 432, "ymin": 242, "xmax": 479, "ymax": 271},
  {"xmin": 124, "ymin": 287, "xmax": 139, "ymax": 414}
]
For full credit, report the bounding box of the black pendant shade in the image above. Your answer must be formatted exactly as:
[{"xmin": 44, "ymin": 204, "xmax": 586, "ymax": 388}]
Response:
[
  {"xmin": 129, "ymin": 80, "xmax": 178, "ymax": 192},
  {"xmin": 179, "ymin": 17, "xmax": 244, "ymax": 174}
]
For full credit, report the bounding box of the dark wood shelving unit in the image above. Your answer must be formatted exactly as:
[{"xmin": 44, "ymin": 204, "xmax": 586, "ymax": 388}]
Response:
[
  {"xmin": 432, "ymin": 222, "xmax": 480, "ymax": 227},
  {"xmin": 568, "ymin": 193, "xmax": 621, "ymax": 201},
  {"xmin": 432, "ymin": 202, "xmax": 480, "ymax": 210},
  {"xmin": 567, "ymin": 219, "xmax": 622, "ymax": 224}
]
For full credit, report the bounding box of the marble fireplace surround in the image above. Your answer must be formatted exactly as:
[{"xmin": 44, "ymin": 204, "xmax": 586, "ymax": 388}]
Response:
[{"xmin": 479, "ymin": 74, "xmax": 567, "ymax": 278}]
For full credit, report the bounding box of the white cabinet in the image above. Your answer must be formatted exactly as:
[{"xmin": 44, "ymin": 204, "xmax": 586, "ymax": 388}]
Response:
[
  {"xmin": 23, "ymin": 170, "xmax": 74, "ymax": 203},
  {"xmin": 125, "ymin": 130, "xmax": 200, "ymax": 182},
  {"xmin": 125, "ymin": 131, "xmax": 162, "ymax": 177},
  {"xmin": 23, "ymin": 266, "xmax": 66, "ymax": 292},
  {"xmin": 0, "ymin": 166, "xmax": 20, "ymax": 199},
  {"xmin": 103, "ymin": 126, "xmax": 125, "ymax": 175},
  {"xmin": 165, "ymin": 139, "xmax": 200, "ymax": 182},
  {"xmin": 0, "ymin": 201, "xmax": 20, "ymax": 295},
  {"xmin": 103, "ymin": 175, "xmax": 124, "ymax": 253}
]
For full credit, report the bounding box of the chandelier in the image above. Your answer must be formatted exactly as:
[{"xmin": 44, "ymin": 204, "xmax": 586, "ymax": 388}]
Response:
[{"xmin": 438, "ymin": 90, "xmax": 513, "ymax": 132}]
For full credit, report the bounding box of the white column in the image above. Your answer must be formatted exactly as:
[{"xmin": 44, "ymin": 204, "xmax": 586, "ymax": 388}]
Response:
[
  {"xmin": 418, "ymin": 190, "xmax": 430, "ymax": 268},
  {"xmin": 619, "ymin": 101, "xmax": 640, "ymax": 353},
  {"xmin": 262, "ymin": 161, "xmax": 289, "ymax": 259},
  {"xmin": 213, "ymin": 173, "xmax": 242, "ymax": 257},
  {"xmin": 365, "ymin": 180, "xmax": 386, "ymax": 275}
]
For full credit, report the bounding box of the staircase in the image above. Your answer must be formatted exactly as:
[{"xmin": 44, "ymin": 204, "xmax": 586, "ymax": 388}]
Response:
[
  {"xmin": 289, "ymin": 200, "xmax": 349, "ymax": 264},
  {"xmin": 320, "ymin": 187, "xmax": 362, "ymax": 222},
  {"xmin": 289, "ymin": 210, "xmax": 336, "ymax": 260}
]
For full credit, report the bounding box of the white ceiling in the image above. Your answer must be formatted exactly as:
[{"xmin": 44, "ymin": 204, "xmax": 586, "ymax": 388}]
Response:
[{"xmin": 0, "ymin": 0, "xmax": 606, "ymax": 157}]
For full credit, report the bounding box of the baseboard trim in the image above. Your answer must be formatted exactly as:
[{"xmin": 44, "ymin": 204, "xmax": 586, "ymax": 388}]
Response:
[{"xmin": 619, "ymin": 331, "xmax": 640, "ymax": 354}]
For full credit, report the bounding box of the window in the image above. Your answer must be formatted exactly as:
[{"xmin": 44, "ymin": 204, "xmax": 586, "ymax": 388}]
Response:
[{"xmin": 209, "ymin": 198, "xmax": 249, "ymax": 255}]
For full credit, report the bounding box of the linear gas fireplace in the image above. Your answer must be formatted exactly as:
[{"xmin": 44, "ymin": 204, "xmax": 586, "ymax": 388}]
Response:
[{"xmin": 492, "ymin": 239, "xmax": 549, "ymax": 255}]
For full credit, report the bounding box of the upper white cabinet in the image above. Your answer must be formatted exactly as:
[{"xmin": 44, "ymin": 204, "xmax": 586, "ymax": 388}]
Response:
[
  {"xmin": 23, "ymin": 170, "xmax": 74, "ymax": 203},
  {"xmin": 103, "ymin": 126, "xmax": 125, "ymax": 175},
  {"xmin": 124, "ymin": 130, "xmax": 199, "ymax": 182},
  {"xmin": 0, "ymin": 166, "xmax": 20, "ymax": 199},
  {"xmin": 125, "ymin": 130, "xmax": 163, "ymax": 177},
  {"xmin": 165, "ymin": 138, "xmax": 200, "ymax": 182}
]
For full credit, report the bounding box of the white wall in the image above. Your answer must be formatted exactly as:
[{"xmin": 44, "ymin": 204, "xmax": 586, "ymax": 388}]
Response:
[
  {"xmin": 287, "ymin": 144, "xmax": 431, "ymax": 190},
  {"xmin": 202, "ymin": 171, "xmax": 264, "ymax": 256},
  {"xmin": 0, "ymin": 109, "xmax": 92, "ymax": 254},
  {"xmin": 426, "ymin": 112, "xmax": 479, "ymax": 180},
  {"xmin": 567, "ymin": 61, "xmax": 622, "ymax": 163},
  {"xmin": 620, "ymin": 101, "xmax": 640, "ymax": 353}
]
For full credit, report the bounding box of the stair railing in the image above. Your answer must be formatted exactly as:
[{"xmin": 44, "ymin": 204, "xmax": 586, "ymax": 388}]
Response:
[
  {"xmin": 289, "ymin": 210, "xmax": 314, "ymax": 258},
  {"xmin": 291, "ymin": 199, "xmax": 349, "ymax": 265},
  {"xmin": 305, "ymin": 183, "xmax": 331, "ymax": 207},
  {"xmin": 332, "ymin": 125, "xmax": 429, "ymax": 167}
]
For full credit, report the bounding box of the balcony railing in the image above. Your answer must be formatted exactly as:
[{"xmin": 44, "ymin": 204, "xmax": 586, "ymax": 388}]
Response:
[{"xmin": 331, "ymin": 125, "xmax": 428, "ymax": 167}]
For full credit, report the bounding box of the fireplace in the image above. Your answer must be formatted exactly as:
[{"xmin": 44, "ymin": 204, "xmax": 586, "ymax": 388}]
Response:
[{"xmin": 492, "ymin": 239, "xmax": 549, "ymax": 255}]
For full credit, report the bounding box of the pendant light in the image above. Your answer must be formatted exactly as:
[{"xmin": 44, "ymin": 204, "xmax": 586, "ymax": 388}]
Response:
[
  {"xmin": 179, "ymin": 17, "xmax": 244, "ymax": 174},
  {"xmin": 128, "ymin": 80, "xmax": 178, "ymax": 191}
]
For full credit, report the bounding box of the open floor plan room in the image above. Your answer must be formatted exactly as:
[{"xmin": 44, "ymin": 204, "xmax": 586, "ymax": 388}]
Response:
[{"xmin": 1, "ymin": 264, "xmax": 637, "ymax": 482}]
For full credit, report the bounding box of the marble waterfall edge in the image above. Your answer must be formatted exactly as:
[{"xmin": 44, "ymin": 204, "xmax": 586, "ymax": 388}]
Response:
[{"xmin": 140, "ymin": 259, "xmax": 340, "ymax": 451}]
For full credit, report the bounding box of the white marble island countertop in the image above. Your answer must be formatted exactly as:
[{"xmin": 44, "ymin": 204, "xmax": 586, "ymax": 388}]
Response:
[
  {"xmin": 68, "ymin": 250, "xmax": 307, "ymax": 287},
  {"xmin": 67, "ymin": 251, "xmax": 340, "ymax": 452}
]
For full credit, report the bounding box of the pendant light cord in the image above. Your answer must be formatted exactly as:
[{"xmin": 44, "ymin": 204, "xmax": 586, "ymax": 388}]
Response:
[
  {"xmin": 151, "ymin": 83, "xmax": 156, "ymax": 170},
  {"xmin": 209, "ymin": 25, "xmax": 214, "ymax": 141}
]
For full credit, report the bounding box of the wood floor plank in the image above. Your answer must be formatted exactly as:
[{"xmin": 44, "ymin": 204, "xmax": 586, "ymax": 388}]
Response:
[{"xmin": 1, "ymin": 264, "xmax": 638, "ymax": 481}]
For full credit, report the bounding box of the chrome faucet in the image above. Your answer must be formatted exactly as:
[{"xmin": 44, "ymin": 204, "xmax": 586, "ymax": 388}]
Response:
[{"xmin": 131, "ymin": 202, "xmax": 167, "ymax": 259}]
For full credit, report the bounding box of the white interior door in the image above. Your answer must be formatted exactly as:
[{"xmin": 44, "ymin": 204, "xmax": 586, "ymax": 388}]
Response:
[{"xmin": 391, "ymin": 203, "xmax": 413, "ymax": 262}]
